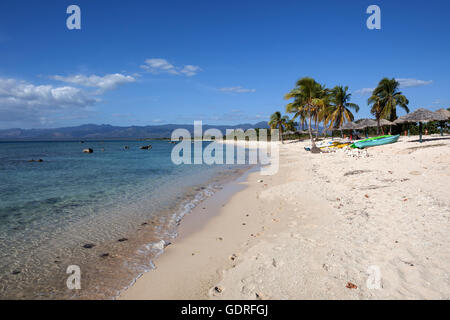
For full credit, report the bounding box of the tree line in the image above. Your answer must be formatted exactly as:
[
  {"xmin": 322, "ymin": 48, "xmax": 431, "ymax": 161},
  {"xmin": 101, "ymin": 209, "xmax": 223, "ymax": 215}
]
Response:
[{"xmin": 269, "ymin": 77, "xmax": 410, "ymax": 151}]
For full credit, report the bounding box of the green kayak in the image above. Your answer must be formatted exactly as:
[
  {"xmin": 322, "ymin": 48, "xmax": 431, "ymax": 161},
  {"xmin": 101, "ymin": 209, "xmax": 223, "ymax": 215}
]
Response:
[{"xmin": 351, "ymin": 135, "xmax": 400, "ymax": 149}]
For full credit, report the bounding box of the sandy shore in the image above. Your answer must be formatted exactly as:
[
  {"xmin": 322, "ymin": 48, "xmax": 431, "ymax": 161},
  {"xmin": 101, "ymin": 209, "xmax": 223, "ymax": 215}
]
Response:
[{"xmin": 120, "ymin": 135, "xmax": 450, "ymax": 300}]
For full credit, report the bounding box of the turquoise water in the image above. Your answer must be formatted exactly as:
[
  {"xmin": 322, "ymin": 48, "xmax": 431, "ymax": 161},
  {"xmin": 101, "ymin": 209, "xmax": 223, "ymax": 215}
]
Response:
[{"xmin": 0, "ymin": 140, "xmax": 250, "ymax": 299}]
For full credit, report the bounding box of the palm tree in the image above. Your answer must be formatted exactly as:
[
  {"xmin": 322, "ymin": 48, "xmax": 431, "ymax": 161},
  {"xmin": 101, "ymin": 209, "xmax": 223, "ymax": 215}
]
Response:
[
  {"xmin": 310, "ymin": 84, "xmax": 331, "ymax": 138},
  {"xmin": 370, "ymin": 78, "xmax": 409, "ymax": 129},
  {"xmin": 286, "ymin": 101, "xmax": 307, "ymax": 131},
  {"xmin": 327, "ymin": 86, "xmax": 359, "ymax": 135},
  {"xmin": 284, "ymin": 77, "xmax": 327, "ymax": 153},
  {"xmin": 368, "ymin": 96, "xmax": 384, "ymax": 134},
  {"xmin": 268, "ymin": 111, "xmax": 290, "ymax": 144}
]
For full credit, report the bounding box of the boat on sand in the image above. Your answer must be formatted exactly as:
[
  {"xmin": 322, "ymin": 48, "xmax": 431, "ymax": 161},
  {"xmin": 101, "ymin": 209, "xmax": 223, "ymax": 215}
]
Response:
[{"xmin": 351, "ymin": 135, "xmax": 400, "ymax": 149}]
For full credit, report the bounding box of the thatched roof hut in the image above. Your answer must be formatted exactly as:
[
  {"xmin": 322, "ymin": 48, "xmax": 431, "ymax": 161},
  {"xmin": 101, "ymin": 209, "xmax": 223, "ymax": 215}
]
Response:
[
  {"xmin": 394, "ymin": 108, "xmax": 447, "ymax": 124},
  {"xmin": 435, "ymin": 108, "xmax": 450, "ymax": 120},
  {"xmin": 339, "ymin": 122, "xmax": 358, "ymax": 130},
  {"xmin": 379, "ymin": 119, "xmax": 395, "ymax": 126},
  {"xmin": 354, "ymin": 119, "xmax": 378, "ymax": 129},
  {"xmin": 394, "ymin": 108, "xmax": 448, "ymax": 143}
]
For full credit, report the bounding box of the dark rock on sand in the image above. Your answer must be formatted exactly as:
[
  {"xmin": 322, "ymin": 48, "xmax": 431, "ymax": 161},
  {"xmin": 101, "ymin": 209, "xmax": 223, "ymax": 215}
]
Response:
[
  {"xmin": 100, "ymin": 253, "xmax": 109, "ymax": 258},
  {"xmin": 12, "ymin": 270, "xmax": 21, "ymax": 275},
  {"xmin": 118, "ymin": 238, "xmax": 128, "ymax": 242},
  {"xmin": 344, "ymin": 170, "xmax": 370, "ymax": 176},
  {"xmin": 83, "ymin": 243, "xmax": 95, "ymax": 249}
]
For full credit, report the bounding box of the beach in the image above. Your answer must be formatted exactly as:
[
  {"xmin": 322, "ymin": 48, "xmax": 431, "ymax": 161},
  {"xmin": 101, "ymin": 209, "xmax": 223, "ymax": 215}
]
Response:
[{"xmin": 120, "ymin": 135, "xmax": 450, "ymax": 300}]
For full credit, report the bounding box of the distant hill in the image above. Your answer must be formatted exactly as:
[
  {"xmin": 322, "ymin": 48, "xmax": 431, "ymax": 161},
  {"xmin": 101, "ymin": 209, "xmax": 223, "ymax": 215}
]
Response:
[{"xmin": 0, "ymin": 122, "xmax": 270, "ymax": 141}]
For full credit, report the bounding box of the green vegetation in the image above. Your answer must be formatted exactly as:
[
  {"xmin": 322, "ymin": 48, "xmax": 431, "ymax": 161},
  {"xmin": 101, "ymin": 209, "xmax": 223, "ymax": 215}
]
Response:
[
  {"xmin": 368, "ymin": 78, "xmax": 409, "ymax": 134},
  {"xmin": 268, "ymin": 111, "xmax": 294, "ymax": 144},
  {"xmin": 269, "ymin": 77, "xmax": 448, "ymax": 148},
  {"xmin": 280, "ymin": 77, "xmax": 359, "ymax": 151}
]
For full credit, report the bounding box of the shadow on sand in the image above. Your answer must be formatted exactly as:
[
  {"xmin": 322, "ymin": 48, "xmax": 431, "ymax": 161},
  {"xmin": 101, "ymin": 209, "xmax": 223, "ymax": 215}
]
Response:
[{"xmin": 406, "ymin": 136, "xmax": 450, "ymax": 143}]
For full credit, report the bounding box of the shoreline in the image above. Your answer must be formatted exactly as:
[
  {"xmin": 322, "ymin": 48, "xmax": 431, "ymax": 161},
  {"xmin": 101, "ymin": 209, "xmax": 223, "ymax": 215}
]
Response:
[
  {"xmin": 118, "ymin": 161, "xmax": 263, "ymax": 299},
  {"xmin": 120, "ymin": 135, "xmax": 450, "ymax": 300},
  {"xmin": 114, "ymin": 164, "xmax": 257, "ymax": 300},
  {"xmin": 0, "ymin": 140, "xmax": 253, "ymax": 300}
]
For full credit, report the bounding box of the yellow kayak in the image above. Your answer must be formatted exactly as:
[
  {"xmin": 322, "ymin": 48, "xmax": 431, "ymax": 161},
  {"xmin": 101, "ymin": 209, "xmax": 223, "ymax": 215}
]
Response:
[{"xmin": 320, "ymin": 142, "xmax": 350, "ymax": 149}]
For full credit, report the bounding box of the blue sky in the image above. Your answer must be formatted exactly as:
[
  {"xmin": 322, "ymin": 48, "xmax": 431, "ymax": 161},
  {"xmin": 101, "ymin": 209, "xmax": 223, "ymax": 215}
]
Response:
[{"xmin": 0, "ymin": 0, "xmax": 449, "ymax": 129}]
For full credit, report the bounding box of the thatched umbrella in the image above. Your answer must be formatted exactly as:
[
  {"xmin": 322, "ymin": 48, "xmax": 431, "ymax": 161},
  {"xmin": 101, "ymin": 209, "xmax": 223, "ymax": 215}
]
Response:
[
  {"xmin": 355, "ymin": 119, "xmax": 377, "ymax": 129},
  {"xmin": 434, "ymin": 109, "xmax": 450, "ymax": 136},
  {"xmin": 378, "ymin": 119, "xmax": 395, "ymax": 135},
  {"xmin": 337, "ymin": 122, "xmax": 358, "ymax": 139},
  {"xmin": 394, "ymin": 108, "xmax": 447, "ymax": 142},
  {"xmin": 435, "ymin": 108, "xmax": 450, "ymax": 119},
  {"xmin": 339, "ymin": 122, "xmax": 358, "ymax": 130},
  {"xmin": 354, "ymin": 119, "xmax": 377, "ymax": 138},
  {"xmin": 379, "ymin": 119, "xmax": 394, "ymax": 126}
]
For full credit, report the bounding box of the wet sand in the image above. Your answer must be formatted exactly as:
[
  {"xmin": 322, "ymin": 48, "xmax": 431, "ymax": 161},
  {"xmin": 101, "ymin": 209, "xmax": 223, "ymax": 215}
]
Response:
[{"xmin": 120, "ymin": 135, "xmax": 450, "ymax": 300}]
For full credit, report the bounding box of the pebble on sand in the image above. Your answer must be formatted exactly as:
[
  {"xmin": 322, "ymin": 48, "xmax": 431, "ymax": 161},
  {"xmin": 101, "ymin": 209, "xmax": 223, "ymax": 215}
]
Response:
[{"xmin": 346, "ymin": 282, "xmax": 358, "ymax": 289}]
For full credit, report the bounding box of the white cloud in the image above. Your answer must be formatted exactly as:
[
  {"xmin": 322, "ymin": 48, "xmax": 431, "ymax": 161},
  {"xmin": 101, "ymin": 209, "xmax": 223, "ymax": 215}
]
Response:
[
  {"xmin": 0, "ymin": 77, "xmax": 96, "ymax": 127},
  {"xmin": 355, "ymin": 88, "xmax": 374, "ymax": 95},
  {"xmin": 219, "ymin": 86, "xmax": 256, "ymax": 93},
  {"xmin": 396, "ymin": 78, "xmax": 433, "ymax": 88},
  {"xmin": 51, "ymin": 73, "xmax": 136, "ymax": 92},
  {"xmin": 0, "ymin": 78, "xmax": 95, "ymax": 108},
  {"xmin": 180, "ymin": 65, "xmax": 202, "ymax": 77},
  {"xmin": 140, "ymin": 58, "xmax": 201, "ymax": 76}
]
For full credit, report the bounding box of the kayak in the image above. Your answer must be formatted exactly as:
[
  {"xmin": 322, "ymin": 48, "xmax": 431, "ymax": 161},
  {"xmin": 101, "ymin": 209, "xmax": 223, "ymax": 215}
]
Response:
[
  {"xmin": 304, "ymin": 141, "xmax": 351, "ymax": 151},
  {"xmin": 351, "ymin": 135, "xmax": 400, "ymax": 149},
  {"xmin": 353, "ymin": 135, "xmax": 391, "ymax": 144},
  {"xmin": 350, "ymin": 135, "xmax": 392, "ymax": 148},
  {"xmin": 320, "ymin": 142, "xmax": 350, "ymax": 149}
]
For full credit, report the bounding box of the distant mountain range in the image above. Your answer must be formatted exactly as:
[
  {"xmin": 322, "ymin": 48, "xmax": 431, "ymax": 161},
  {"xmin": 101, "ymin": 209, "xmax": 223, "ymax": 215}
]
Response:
[{"xmin": 0, "ymin": 122, "xmax": 271, "ymax": 141}]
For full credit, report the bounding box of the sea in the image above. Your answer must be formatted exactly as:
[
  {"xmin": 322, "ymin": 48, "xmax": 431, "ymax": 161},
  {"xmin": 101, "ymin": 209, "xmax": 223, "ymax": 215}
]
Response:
[{"xmin": 0, "ymin": 140, "xmax": 251, "ymax": 299}]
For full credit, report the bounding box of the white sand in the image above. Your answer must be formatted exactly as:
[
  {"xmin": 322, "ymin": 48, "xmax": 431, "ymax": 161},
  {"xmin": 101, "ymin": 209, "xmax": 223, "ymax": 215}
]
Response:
[{"xmin": 120, "ymin": 135, "xmax": 450, "ymax": 300}]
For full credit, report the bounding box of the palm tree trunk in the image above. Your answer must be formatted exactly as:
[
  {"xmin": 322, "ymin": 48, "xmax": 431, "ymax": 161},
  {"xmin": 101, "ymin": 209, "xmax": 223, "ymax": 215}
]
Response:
[
  {"xmin": 376, "ymin": 116, "xmax": 381, "ymax": 135},
  {"xmin": 308, "ymin": 107, "xmax": 320, "ymax": 153},
  {"xmin": 314, "ymin": 119, "xmax": 319, "ymax": 139},
  {"xmin": 280, "ymin": 126, "xmax": 284, "ymax": 144}
]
